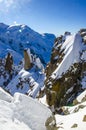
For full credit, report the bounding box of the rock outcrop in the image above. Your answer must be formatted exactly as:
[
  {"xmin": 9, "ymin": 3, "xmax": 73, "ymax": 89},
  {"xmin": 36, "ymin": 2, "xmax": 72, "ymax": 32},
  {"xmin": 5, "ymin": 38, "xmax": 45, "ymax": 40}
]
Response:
[
  {"xmin": 5, "ymin": 52, "xmax": 13, "ymax": 73},
  {"xmin": 24, "ymin": 49, "xmax": 32, "ymax": 70}
]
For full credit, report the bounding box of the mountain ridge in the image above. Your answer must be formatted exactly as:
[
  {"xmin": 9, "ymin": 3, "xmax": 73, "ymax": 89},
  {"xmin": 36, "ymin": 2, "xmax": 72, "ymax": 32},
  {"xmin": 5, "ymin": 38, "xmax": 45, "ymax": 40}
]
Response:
[
  {"xmin": 0, "ymin": 23, "xmax": 56, "ymax": 65},
  {"xmin": 45, "ymin": 30, "xmax": 86, "ymax": 107}
]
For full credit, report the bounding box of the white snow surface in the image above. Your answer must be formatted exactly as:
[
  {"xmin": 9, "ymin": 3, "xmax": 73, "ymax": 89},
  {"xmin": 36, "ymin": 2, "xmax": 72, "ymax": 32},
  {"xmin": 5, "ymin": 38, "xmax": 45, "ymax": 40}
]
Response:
[
  {"xmin": 5, "ymin": 68, "xmax": 45, "ymax": 97},
  {"xmin": 0, "ymin": 88, "xmax": 52, "ymax": 130},
  {"xmin": 0, "ymin": 87, "xmax": 13, "ymax": 102},
  {"xmin": 37, "ymin": 89, "xmax": 86, "ymax": 130},
  {"xmin": 81, "ymin": 75, "xmax": 86, "ymax": 89},
  {"xmin": 55, "ymin": 105, "xmax": 86, "ymax": 130},
  {"xmin": 51, "ymin": 33, "xmax": 86, "ymax": 79},
  {"xmin": 55, "ymin": 90, "xmax": 86, "ymax": 130},
  {"xmin": 81, "ymin": 50, "xmax": 86, "ymax": 61}
]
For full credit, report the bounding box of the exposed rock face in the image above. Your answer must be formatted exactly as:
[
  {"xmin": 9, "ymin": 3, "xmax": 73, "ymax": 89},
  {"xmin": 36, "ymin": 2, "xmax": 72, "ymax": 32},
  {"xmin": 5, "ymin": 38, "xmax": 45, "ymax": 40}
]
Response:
[
  {"xmin": 45, "ymin": 34, "xmax": 65, "ymax": 78},
  {"xmin": 0, "ymin": 58, "xmax": 21, "ymax": 88},
  {"xmin": 24, "ymin": 49, "xmax": 32, "ymax": 70},
  {"xmin": 45, "ymin": 30, "xmax": 86, "ymax": 108},
  {"xmin": 5, "ymin": 52, "xmax": 13, "ymax": 73},
  {"xmin": 83, "ymin": 115, "xmax": 86, "ymax": 122}
]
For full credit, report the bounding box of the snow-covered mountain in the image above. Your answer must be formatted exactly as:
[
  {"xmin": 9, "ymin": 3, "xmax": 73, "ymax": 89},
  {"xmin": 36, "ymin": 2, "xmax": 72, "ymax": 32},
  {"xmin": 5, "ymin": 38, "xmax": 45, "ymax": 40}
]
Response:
[
  {"xmin": 0, "ymin": 22, "xmax": 55, "ymax": 98},
  {"xmin": 45, "ymin": 29, "xmax": 86, "ymax": 107},
  {"xmin": 0, "ymin": 50, "xmax": 45, "ymax": 98},
  {"xmin": 0, "ymin": 24, "xmax": 86, "ymax": 130},
  {"xmin": 0, "ymin": 23, "xmax": 56, "ymax": 65}
]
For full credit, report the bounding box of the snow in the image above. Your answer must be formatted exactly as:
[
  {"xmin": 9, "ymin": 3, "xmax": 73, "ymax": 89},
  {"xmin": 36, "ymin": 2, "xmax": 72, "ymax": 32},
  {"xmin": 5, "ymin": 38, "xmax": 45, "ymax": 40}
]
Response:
[
  {"xmin": 0, "ymin": 88, "xmax": 52, "ymax": 130},
  {"xmin": 76, "ymin": 90, "xmax": 86, "ymax": 102},
  {"xmin": 0, "ymin": 87, "xmax": 13, "ymax": 102},
  {"xmin": 51, "ymin": 33, "xmax": 85, "ymax": 79},
  {"xmin": 27, "ymin": 48, "xmax": 32, "ymax": 63},
  {"xmin": 54, "ymin": 55, "xmax": 59, "ymax": 60},
  {"xmin": 66, "ymin": 87, "xmax": 74, "ymax": 94},
  {"xmin": 81, "ymin": 75, "xmax": 86, "ymax": 89},
  {"xmin": 81, "ymin": 51, "xmax": 86, "ymax": 61},
  {"xmin": 54, "ymin": 90, "xmax": 86, "ymax": 130},
  {"xmin": 55, "ymin": 105, "xmax": 86, "ymax": 130},
  {"xmin": 0, "ymin": 23, "xmax": 55, "ymax": 65},
  {"xmin": 5, "ymin": 68, "xmax": 45, "ymax": 97},
  {"xmin": 34, "ymin": 57, "xmax": 44, "ymax": 70},
  {"xmin": 39, "ymin": 95, "xmax": 49, "ymax": 107}
]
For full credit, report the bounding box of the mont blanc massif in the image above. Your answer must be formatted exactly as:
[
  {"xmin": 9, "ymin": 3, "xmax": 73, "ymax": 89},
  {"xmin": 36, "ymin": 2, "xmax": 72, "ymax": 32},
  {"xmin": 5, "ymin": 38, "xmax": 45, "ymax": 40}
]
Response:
[{"xmin": 0, "ymin": 23, "xmax": 86, "ymax": 130}]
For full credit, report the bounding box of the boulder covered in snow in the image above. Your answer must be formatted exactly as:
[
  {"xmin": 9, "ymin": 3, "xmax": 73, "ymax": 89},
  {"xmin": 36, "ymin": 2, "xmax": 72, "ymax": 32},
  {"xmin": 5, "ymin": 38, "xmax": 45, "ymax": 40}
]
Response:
[{"xmin": 0, "ymin": 89, "xmax": 52, "ymax": 130}]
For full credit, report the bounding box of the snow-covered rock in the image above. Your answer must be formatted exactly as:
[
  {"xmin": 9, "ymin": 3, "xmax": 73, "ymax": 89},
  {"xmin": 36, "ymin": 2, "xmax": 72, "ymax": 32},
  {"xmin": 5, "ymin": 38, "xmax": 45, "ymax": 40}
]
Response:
[
  {"xmin": 0, "ymin": 87, "xmax": 13, "ymax": 102},
  {"xmin": 45, "ymin": 30, "xmax": 86, "ymax": 107},
  {"xmin": 0, "ymin": 88, "xmax": 52, "ymax": 130},
  {"xmin": 5, "ymin": 67, "xmax": 45, "ymax": 97},
  {"xmin": 0, "ymin": 47, "xmax": 45, "ymax": 97}
]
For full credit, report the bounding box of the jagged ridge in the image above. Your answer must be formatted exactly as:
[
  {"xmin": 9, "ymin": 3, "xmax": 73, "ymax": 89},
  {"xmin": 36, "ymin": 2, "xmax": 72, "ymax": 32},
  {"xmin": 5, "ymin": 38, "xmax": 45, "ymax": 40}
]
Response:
[{"xmin": 45, "ymin": 30, "xmax": 86, "ymax": 107}]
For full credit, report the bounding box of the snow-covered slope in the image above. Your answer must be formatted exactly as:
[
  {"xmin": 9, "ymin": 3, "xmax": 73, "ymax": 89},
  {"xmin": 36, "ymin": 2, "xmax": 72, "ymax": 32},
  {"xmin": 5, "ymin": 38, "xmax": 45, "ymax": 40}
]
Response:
[
  {"xmin": 0, "ymin": 23, "xmax": 55, "ymax": 65},
  {"xmin": 55, "ymin": 90, "xmax": 86, "ymax": 130},
  {"xmin": 0, "ymin": 21, "xmax": 55, "ymax": 97},
  {"xmin": 0, "ymin": 55, "xmax": 45, "ymax": 97},
  {"xmin": 38, "ymin": 88, "xmax": 86, "ymax": 130},
  {"xmin": 0, "ymin": 87, "xmax": 52, "ymax": 130},
  {"xmin": 0, "ymin": 85, "xmax": 86, "ymax": 130},
  {"xmin": 5, "ymin": 67, "xmax": 45, "ymax": 97},
  {"xmin": 45, "ymin": 30, "xmax": 86, "ymax": 107},
  {"xmin": 51, "ymin": 33, "xmax": 86, "ymax": 79}
]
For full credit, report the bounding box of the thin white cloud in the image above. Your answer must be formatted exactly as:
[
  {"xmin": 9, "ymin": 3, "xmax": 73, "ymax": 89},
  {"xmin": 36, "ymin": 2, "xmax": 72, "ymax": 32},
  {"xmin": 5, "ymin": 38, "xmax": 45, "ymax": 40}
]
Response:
[
  {"xmin": 4, "ymin": 0, "xmax": 14, "ymax": 7},
  {"xmin": 0, "ymin": 0, "xmax": 3, "ymax": 2},
  {"xmin": 0, "ymin": 0, "xmax": 31, "ymax": 13}
]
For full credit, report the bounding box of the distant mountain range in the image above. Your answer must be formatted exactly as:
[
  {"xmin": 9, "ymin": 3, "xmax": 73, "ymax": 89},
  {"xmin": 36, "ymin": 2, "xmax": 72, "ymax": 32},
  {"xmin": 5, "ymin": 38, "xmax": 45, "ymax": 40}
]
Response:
[{"xmin": 0, "ymin": 23, "xmax": 56, "ymax": 65}]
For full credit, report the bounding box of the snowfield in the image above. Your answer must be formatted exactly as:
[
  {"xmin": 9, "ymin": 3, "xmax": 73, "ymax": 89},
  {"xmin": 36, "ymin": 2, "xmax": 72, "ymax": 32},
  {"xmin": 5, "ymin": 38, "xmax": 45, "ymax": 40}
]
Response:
[{"xmin": 0, "ymin": 87, "xmax": 52, "ymax": 130}]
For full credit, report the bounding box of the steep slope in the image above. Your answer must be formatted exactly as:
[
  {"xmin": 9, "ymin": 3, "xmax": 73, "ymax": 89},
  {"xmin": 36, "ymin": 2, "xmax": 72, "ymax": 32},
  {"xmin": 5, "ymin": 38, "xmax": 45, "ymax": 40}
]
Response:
[
  {"xmin": 0, "ymin": 49, "xmax": 45, "ymax": 98},
  {"xmin": 0, "ymin": 87, "xmax": 52, "ymax": 130},
  {"xmin": 45, "ymin": 30, "xmax": 86, "ymax": 107},
  {"xmin": 0, "ymin": 22, "xmax": 55, "ymax": 97},
  {"xmin": 39, "ymin": 86, "xmax": 86, "ymax": 130},
  {"xmin": 5, "ymin": 67, "xmax": 45, "ymax": 97},
  {"xmin": 0, "ymin": 23, "xmax": 55, "ymax": 65}
]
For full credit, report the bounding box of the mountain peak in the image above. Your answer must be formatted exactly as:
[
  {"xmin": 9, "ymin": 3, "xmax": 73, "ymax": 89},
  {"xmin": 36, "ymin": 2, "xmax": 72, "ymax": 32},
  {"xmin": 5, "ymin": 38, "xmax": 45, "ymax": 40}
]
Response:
[{"xmin": 0, "ymin": 23, "xmax": 56, "ymax": 65}]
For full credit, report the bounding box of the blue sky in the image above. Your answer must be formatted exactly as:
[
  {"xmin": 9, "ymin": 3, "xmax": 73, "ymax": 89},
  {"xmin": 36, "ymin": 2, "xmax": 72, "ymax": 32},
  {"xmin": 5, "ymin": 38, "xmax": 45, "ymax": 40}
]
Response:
[{"xmin": 0, "ymin": 0, "xmax": 86, "ymax": 36}]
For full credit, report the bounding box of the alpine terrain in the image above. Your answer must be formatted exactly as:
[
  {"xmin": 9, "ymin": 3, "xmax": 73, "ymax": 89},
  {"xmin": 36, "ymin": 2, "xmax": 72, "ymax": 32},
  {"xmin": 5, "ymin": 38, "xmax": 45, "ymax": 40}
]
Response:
[{"xmin": 0, "ymin": 23, "xmax": 86, "ymax": 130}]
